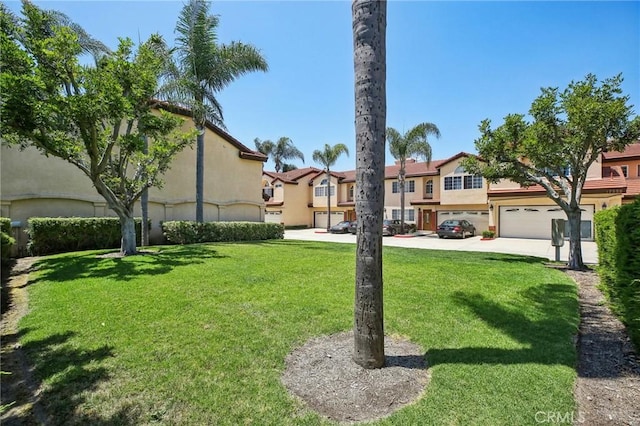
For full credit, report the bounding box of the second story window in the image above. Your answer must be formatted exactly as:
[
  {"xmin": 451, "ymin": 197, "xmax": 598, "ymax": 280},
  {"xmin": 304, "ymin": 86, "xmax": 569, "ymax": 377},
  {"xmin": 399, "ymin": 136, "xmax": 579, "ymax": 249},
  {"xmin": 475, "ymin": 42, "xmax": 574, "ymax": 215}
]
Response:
[
  {"xmin": 349, "ymin": 185, "xmax": 354, "ymax": 200},
  {"xmin": 444, "ymin": 176, "xmax": 462, "ymax": 190},
  {"xmin": 621, "ymin": 165, "xmax": 628, "ymax": 177},
  {"xmin": 425, "ymin": 180, "xmax": 433, "ymax": 197},
  {"xmin": 463, "ymin": 175, "xmax": 483, "ymax": 189},
  {"xmin": 315, "ymin": 185, "xmax": 335, "ymax": 197},
  {"xmin": 392, "ymin": 180, "xmax": 415, "ymax": 193}
]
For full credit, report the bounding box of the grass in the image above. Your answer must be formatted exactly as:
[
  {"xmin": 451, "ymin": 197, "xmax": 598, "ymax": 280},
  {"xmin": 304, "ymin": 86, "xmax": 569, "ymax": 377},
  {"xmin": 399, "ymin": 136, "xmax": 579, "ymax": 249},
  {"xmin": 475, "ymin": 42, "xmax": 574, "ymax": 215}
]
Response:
[{"xmin": 17, "ymin": 240, "xmax": 579, "ymax": 425}]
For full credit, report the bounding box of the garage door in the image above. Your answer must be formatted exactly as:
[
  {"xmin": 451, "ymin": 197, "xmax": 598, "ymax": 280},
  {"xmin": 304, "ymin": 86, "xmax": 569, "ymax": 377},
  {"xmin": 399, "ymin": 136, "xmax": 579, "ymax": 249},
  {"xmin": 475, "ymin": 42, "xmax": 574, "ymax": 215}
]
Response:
[
  {"xmin": 314, "ymin": 211, "xmax": 345, "ymax": 229},
  {"xmin": 499, "ymin": 205, "xmax": 594, "ymax": 240},
  {"xmin": 437, "ymin": 211, "xmax": 489, "ymax": 233},
  {"xmin": 265, "ymin": 211, "xmax": 282, "ymax": 224}
]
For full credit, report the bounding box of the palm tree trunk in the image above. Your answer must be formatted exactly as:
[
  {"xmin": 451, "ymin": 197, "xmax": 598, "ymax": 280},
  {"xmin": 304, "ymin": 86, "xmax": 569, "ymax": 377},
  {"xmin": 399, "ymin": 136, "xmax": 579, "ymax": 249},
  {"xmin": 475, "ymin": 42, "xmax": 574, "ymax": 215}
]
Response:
[
  {"xmin": 352, "ymin": 0, "xmax": 386, "ymax": 369},
  {"xmin": 141, "ymin": 135, "xmax": 149, "ymax": 246},
  {"xmin": 196, "ymin": 129, "xmax": 204, "ymax": 223},
  {"xmin": 326, "ymin": 169, "xmax": 331, "ymax": 231},
  {"xmin": 399, "ymin": 165, "xmax": 406, "ymax": 234}
]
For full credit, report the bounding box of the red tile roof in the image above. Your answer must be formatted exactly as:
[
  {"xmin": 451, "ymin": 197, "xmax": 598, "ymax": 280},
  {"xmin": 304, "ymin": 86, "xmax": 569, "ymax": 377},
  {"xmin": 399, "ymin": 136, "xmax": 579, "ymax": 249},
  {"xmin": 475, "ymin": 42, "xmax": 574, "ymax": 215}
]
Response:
[
  {"xmin": 264, "ymin": 167, "xmax": 323, "ymax": 184},
  {"xmin": 602, "ymin": 142, "xmax": 640, "ymax": 160},
  {"xmin": 624, "ymin": 178, "xmax": 640, "ymax": 199},
  {"xmin": 488, "ymin": 176, "xmax": 627, "ymax": 197}
]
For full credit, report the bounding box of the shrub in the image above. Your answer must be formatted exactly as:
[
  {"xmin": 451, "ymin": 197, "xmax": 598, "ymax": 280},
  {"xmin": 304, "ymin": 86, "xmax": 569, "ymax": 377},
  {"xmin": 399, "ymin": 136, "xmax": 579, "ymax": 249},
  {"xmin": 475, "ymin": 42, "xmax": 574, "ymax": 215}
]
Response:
[
  {"xmin": 1, "ymin": 217, "xmax": 15, "ymax": 264},
  {"xmin": 26, "ymin": 217, "xmax": 144, "ymax": 256},
  {"xmin": 482, "ymin": 230, "xmax": 495, "ymax": 239},
  {"xmin": 594, "ymin": 199, "xmax": 640, "ymax": 349},
  {"xmin": 162, "ymin": 221, "xmax": 284, "ymax": 244}
]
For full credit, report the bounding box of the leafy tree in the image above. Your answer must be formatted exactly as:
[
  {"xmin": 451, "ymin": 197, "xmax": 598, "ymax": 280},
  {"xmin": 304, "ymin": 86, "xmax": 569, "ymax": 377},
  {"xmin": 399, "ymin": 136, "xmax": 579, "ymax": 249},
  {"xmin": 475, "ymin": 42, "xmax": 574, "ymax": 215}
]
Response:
[
  {"xmin": 462, "ymin": 74, "xmax": 640, "ymax": 270},
  {"xmin": 164, "ymin": 0, "xmax": 268, "ymax": 222},
  {"xmin": 312, "ymin": 143, "xmax": 349, "ymax": 231},
  {"xmin": 352, "ymin": 0, "xmax": 386, "ymax": 369},
  {"xmin": 0, "ymin": 2, "xmax": 194, "ymax": 255},
  {"xmin": 281, "ymin": 163, "xmax": 298, "ymax": 172},
  {"xmin": 254, "ymin": 136, "xmax": 305, "ymax": 173},
  {"xmin": 387, "ymin": 123, "xmax": 440, "ymax": 234}
]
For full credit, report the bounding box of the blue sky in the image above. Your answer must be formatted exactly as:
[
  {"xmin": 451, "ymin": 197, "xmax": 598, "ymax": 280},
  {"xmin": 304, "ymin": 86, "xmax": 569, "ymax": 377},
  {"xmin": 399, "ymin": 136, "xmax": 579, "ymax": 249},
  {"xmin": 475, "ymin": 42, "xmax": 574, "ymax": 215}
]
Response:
[{"xmin": 6, "ymin": 1, "xmax": 639, "ymax": 173}]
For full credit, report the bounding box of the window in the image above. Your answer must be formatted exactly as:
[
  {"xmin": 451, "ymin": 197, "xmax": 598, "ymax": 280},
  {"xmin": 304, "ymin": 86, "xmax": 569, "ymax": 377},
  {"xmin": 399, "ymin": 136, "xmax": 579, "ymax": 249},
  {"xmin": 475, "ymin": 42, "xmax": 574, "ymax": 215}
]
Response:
[
  {"xmin": 637, "ymin": 164, "xmax": 640, "ymax": 177},
  {"xmin": 263, "ymin": 187, "xmax": 273, "ymax": 198},
  {"xmin": 392, "ymin": 209, "xmax": 415, "ymax": 221},
  {"xmin": 463, "ymin": 175, "xmax": 483, "ymax": 189},
  {"xmin": 314, "ymin": 185, "xmax": 335, "ymax": 197},
  {"xmin": 425, "ymin": 180, "xmax": 433, "ymax": 197},
  {"xmin": 621, "ymin": 165, "xmax": 628, "ymax": 178},
  {"xmin": 349, "ymin": 185, "xmax": 354, "ymax": 200},
  {"xmin": 275, "ymin": 183, "xmax": 283, "ymax": 188},
  {"xmin": 444, "ymin": 176, "xmax": 462, "ymax": 190},
  {"xmin": 392, "ymin": 180, "xmax": 415, "ymax": 193}
]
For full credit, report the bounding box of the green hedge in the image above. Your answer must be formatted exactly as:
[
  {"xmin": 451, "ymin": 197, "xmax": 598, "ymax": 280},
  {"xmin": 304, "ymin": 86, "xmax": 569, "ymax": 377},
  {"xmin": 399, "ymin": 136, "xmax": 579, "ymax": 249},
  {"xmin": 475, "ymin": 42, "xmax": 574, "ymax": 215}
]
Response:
[
  {"xmin": 594, "ymin": 199, "xmax": 640, "ymax": 348},
  {"xmin": 26, "ymin": 217, "xmax": 144, "ymax": 256},
  {"xmin": 162, "ymin": 221, "xmax": 284, "ymax": 244},
  {"xmin": 1, "ymin": 217, "xmax": 14, "ymax": 264}
]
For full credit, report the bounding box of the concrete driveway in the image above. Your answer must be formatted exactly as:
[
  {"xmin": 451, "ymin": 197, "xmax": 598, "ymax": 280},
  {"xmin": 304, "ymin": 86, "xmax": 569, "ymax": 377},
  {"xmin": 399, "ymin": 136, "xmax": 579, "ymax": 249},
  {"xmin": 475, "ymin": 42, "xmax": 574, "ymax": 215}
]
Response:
[{"xmin": 284, "ymin": 228, "xmax": 599, "ymax": 265}]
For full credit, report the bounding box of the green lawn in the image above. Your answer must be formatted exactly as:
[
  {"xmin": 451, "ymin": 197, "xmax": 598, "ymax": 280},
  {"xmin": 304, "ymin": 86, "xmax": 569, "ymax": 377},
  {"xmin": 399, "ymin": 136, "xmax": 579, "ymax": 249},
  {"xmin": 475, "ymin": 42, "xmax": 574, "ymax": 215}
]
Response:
[{"xmin": 18, "ymin": 240, "xmax": 579, "ymax": 425}]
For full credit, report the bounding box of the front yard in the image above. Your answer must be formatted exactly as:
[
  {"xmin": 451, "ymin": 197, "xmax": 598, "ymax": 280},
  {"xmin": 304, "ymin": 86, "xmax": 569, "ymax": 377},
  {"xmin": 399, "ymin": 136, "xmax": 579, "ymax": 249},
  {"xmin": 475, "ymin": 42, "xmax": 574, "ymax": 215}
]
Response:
[{"xmin": 5, "ymin": 241, "xmax": 579, "ymax": 424}]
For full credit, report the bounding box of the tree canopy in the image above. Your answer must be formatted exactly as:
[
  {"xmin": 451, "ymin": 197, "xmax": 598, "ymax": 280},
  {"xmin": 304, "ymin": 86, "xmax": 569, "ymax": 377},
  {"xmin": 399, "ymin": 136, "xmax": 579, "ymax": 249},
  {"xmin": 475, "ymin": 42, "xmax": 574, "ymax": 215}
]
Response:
[
  {"xmin": 1, "ymin": 1, "xmax": 194, "ymax": 255},
  {"xmin": 462, "ymin": 73, "xmax": 640, "ymax": 269}
]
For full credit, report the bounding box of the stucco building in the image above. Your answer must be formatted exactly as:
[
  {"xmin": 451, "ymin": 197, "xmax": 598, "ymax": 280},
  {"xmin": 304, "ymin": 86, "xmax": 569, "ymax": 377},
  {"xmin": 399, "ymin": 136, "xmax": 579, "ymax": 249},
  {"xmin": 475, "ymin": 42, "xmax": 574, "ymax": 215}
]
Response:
[
  {"xmin": 1, "ymin": 105, "xmax": 267, "ymax": 251},
  {"xmin": 262, "ymin": 143, "xmax": 640, "ymax": 240}
]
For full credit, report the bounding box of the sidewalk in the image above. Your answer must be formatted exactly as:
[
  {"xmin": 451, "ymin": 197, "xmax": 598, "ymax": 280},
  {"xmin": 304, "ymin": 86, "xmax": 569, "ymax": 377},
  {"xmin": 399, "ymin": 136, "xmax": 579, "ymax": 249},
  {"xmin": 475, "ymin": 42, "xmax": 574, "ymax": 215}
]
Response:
[{"xmin": 284, "ymin": 229, "xmax": 599, "ymax": 265}]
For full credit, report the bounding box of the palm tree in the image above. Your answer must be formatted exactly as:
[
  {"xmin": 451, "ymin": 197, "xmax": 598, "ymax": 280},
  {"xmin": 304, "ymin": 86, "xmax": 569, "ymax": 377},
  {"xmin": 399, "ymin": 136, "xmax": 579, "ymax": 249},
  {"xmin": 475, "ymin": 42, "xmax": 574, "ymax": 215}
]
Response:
[
  {"xmin": 166, "ymin": 0, "xmax": 268, "ymax": 222},
  {"xmin": 352, "ymin": 0, "xmax": 386, "ymax": 369},
  {"xmin": 387, "ymin": 123, "xmax": 440, "ymax": 234},
  {"xmin": 312, "ymin": 143, "xmax": 349, "ymax": 231},
  {"xmin": 255, "ymin": 137, "xmax": 305, "ymax": 173}
]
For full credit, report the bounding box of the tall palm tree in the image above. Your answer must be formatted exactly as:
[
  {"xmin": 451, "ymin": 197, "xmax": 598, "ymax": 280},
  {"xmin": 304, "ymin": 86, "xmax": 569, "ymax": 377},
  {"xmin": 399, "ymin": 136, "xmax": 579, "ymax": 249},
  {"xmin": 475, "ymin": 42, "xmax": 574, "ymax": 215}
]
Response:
[
  {"xmin": 387, "ymin": 123, "xmax": 440, "ymax": 234},
  {"xmin": 166, "ymin": 0, "xmax": 268, "ymax": 222},
  {"xmin": 312, "ymin": 143, "xmax": 349, "ymax": 231},
  {"xmin": 255, "ymin": 136, "xmax": 305, "ymax": 173},
  {"xmin": 352, "ymin": 0, "xmax": 386, "ymax": 369}
]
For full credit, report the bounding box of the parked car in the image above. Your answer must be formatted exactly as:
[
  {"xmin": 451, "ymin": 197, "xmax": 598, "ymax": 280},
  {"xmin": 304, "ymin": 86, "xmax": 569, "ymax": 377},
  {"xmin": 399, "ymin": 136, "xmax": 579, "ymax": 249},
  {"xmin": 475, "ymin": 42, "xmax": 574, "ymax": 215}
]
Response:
[
  {"xmin": 383, "ymin": 219, "xmax": 416, "ymax": 236},
  {"xmin": 329, "ymin": 221, "xmax": 352, "ymax": 234},
  {"xmin": 348, "ymin": 221, "xmax": 357, "ymax": 234},
  {"xmin": 436, "ymin": 219, "xmax": 476, "ymax": 239}
]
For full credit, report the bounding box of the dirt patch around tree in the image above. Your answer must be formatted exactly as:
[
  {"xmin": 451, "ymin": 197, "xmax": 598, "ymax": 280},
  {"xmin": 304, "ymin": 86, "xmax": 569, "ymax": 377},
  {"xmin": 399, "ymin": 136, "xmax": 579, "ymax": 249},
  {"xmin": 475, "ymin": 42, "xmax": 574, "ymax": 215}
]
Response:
[{"xmin": 282, "ymin": 331, "xmax": 429, "ymax": 424}]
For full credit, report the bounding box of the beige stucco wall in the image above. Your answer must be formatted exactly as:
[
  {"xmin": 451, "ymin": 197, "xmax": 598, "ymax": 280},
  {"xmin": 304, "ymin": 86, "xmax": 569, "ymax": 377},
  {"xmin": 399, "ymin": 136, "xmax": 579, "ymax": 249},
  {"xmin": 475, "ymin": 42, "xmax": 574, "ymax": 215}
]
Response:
[
  {"xmin": 439, "ymin": 159, "xmax": 488, "ymax": 205},
  {"xmin": 1, "ymin": 114, "xmax": 265, "ymax": 251},
  {"xmin": 312, "ymin": 175, "xmax": 341, "ymax": 208}
]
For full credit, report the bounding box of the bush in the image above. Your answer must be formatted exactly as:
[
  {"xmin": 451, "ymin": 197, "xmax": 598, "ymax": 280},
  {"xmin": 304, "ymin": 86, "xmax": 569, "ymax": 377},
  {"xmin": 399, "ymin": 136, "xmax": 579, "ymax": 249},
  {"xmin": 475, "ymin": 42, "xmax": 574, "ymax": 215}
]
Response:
[
  {"xmin": 594, "ymin": 199, "xmax": 640, "ymax": 349},
  {"xmin": 1, "ymin": 217, "xmax": 15, "ymax": 264},
  {"xmin": 482, "ymin": 230, "xmax": 495, "ymax": 239},
  {"xmin": 162, "ymin": 221, "xmax": 284, "ymax": 244},
  {"xmin": 26, "ymin": 217, "xmax": 144, "ymax": 256}
]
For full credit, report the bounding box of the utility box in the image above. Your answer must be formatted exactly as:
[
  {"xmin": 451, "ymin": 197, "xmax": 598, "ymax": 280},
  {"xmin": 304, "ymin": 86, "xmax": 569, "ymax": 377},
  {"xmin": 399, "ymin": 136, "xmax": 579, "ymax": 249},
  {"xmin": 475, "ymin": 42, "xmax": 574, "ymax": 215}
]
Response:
[{"xmin": 551, "ymin": 219, "xmax": 565, "ymax": 247}]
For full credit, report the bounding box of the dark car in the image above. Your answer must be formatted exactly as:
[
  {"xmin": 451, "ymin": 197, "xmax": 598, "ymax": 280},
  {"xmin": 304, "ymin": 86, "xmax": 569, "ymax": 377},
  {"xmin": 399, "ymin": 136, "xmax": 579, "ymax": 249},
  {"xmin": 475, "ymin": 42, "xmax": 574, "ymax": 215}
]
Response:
[
  {"xmin": 436, "ymin": 219, "xmax": 476, "ymax": 239},
  {"xmin": 383, "ymin": 219, "xmax": 416, "ymax": 236},
  {"xmin": 329, "ymin": 220, "xmax": 352, "ymax": 234},
  {"xmin": 348, "ymin": 221, "xmax": 357, "ymax": 234}
]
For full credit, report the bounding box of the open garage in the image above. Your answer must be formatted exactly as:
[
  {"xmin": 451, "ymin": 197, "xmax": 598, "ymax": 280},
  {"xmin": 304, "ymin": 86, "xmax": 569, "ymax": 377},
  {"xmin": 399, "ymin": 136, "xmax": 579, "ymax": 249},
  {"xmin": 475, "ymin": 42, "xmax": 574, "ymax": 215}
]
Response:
[{"xmin": 499, "ymin": 205, "xmax": 594, "ymax": 240}]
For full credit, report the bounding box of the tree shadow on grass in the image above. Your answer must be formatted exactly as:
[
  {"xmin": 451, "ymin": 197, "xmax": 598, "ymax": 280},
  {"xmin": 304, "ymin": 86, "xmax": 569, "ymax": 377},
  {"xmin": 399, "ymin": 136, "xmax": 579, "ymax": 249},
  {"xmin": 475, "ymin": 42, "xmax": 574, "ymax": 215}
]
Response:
[
  {"xmin": 426, "ymin": 282, "xmax": 580, "ymax": 371},
  {"xmin": 29, "ymin": 245, "xmax": 228, "ymax": 284},
  {"xmin": 2, "ymin": 329, "xmax": 144, "ymax": 425}
]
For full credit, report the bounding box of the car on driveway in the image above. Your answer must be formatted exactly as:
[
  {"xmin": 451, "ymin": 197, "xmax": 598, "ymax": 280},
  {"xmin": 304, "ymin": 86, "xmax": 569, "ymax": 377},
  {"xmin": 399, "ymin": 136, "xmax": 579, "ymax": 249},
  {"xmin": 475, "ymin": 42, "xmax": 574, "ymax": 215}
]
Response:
[
  {"xmin": 329, "ymin": 221, "xmax": 353, "ymax": 234},
  {"xmin": 383, "ymin": 219, "xmax": 416, "ymax": 236},
  {"xmin": 436, "ymin": 219, "xmax": 476, "ymax": 239}
]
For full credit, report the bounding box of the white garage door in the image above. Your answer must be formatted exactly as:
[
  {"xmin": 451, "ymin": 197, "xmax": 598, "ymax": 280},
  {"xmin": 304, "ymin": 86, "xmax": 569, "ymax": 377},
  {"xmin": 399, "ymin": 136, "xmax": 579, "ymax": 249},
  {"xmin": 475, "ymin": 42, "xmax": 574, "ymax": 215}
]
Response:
[
  {"xmin": 314, "ymin": 211, "xmax": 345, "ymax": 229},
  {"xmin": 499, "ymin": 205, "xmax": 594, "ymax": 240},
  {"xmin": 437, "ymin": 211, "xmax": 489, "ymax": 233},
  {"xmin": 265, "ymin": 211, "xmax": 282, "ymax": 224}
]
